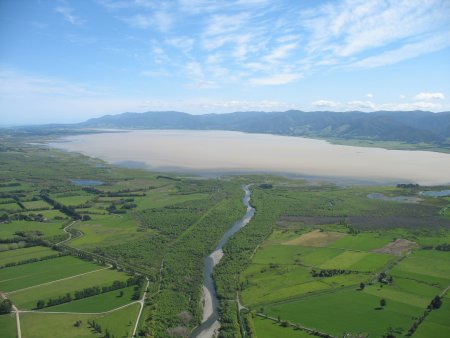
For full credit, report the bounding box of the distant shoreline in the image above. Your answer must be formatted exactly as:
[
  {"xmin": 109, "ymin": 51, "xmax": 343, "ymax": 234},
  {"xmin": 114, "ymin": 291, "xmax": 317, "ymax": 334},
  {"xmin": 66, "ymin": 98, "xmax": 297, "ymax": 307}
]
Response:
[{"xmin": 49, "ymin": 129, "xmax": 450, "ymax": 186}]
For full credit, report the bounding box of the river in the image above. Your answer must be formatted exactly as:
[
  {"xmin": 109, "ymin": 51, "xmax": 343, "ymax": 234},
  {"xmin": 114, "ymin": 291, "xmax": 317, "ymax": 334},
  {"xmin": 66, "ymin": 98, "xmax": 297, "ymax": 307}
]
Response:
[{"xmin": 190, "ymin": 185, "xmax": 255, "ymax": 338}]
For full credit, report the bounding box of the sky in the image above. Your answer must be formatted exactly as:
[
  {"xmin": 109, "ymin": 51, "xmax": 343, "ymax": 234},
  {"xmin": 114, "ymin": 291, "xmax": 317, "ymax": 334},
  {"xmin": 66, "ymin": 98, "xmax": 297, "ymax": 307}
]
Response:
[{"xmin": 1, "ymin": 0, "xmax": 450, "ymax": 125}]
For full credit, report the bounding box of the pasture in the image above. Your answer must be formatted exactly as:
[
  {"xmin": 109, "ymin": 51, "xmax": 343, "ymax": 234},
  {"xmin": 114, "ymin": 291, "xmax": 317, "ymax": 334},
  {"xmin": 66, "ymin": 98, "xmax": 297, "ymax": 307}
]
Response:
[
  {"xmin": 0, "ymin": 313, "xmax": 16, "ymax": 338},
  {"xmin": 70, "ymin": 214, "xmax": 143, "ymax": 249},
  {"xmin": 253, "ymin": 316, "xmax": 313, "ymax": 338},
  {"xmin": 264, "ymin": 288, "xmax": 423, "ymax": 337},
  {"xmin": 0, "ymin": 256, "xmax": 102, "ymax": 292},
  {"xmin": 0, "ymin": 246, "xmax": 57, "ymax": 266},
  {"xmin": 243, "ymin": 217, "xmax": 450, "ymax": 337},
  {"xmin": 414, "ymin": 296, "xmax": 450, "ymax": 338},
  {"xmin": 0, "ymin": 220, "xmax": 64, "ymax": 240},
  {"xmin": 45, "ymin": 285, "xmax": 138, "ymax": 313},
  {"xmin": 9, "ymin": 268, "xmax": 129, "ymax": 310},
  {"xmin": 20, "ymin": 303, "xmax": 139, "ymax": 338}
]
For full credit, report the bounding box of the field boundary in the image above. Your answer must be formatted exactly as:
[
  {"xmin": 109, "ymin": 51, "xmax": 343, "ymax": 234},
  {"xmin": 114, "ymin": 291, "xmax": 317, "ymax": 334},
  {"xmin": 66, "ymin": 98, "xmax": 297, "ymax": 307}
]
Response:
[
  {"xmin": 6, "ymin": 265, "xmax": 110, "ymax": 295},
  {"xmin": 255, "ymin": 312, "xmax": 337, "ymax": 338}
]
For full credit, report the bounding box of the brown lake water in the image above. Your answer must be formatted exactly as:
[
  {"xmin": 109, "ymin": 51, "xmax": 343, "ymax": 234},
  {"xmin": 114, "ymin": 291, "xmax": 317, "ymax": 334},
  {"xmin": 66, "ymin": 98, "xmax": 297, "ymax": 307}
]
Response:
[{"xmin": 51, "ymin": 130, "xmax": 450, "ymax": 185}]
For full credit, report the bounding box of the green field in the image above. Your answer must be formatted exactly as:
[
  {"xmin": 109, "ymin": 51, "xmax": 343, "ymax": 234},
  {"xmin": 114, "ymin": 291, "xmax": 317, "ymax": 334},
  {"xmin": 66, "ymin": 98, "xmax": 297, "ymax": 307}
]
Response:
[
  {"xmin": 70, "ymin": 214, "xmax": 144, "ymax": 248},
  {"xmin": 253, "ymin": 316, "xmax": 313, "ymax": 338},
  {"xmin": 391, "ymin": 250, "xmax": 450, "ymax": 287},
  {"xmin": 52, "ymin": 195, "xmax": 94, "ymax": 207},
  {"xmin": 0, "ymin": 256, "xmax": 102, "ymax": 292},
  {"xmin": 21, "ymin": 200, "xmax": 51, "ymax": 210},
  {"xmin": 241, "ymin": 218, "xmax": 450, "ymax": 337},
  {"xmin": 20, "ymin": 303, "xmax": 139, "ymax": 338},
  {"xmin": 9, "ymin": 268, "xmax": 130, "ymax": 310},
  {"xmin": 330, "ymin": 232, "xmax": 394, "ymax": 251},
  {"xmin": 0, "ymin": 220, "xmax": 64, "ymax": 239},
  {"xmin": 265, "ymin": 288, "xmax": 423, "ymax": 337},
  {"xmin": 0, "ymin": 246, "xmax": 57, "ymax": 266},
  {"xmin": 0, "ymin": 203, "xmax": 22, "ymax": 212},
  {"xmin": 414, "ymin": 296, "xmax": 450, "ymax": 338},
  {"xmin": 0, "ymin": 313, "xmax": 17, "ymax": 338},
  {"xmin": 134, "ymin": 189, "xmax": 209, "ymax": 209},
  {"xmin": 46, "ymin": 285, "xmax": 138, "ymax": 313}
]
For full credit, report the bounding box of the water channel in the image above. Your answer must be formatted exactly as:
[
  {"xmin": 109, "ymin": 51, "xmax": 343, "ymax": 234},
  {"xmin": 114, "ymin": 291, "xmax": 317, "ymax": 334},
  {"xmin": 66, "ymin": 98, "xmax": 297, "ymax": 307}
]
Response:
[{"xmin": 190, "ymin": 185, "xmax": 255, "ymax": 338}]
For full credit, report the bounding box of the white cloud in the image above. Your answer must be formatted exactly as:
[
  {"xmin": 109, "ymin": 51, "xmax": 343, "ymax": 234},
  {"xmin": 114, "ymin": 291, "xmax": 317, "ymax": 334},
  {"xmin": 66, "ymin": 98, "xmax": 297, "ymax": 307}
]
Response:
[
  {"xmin": 346, "ymin": 100, "xmax": 377, "ymax": 110},
  {"xmin": 204, "ymin": 13, "xmax": 250, "ymax": 37},
  {"xmin": 55, "ymin": 2, "xmax": 84, "ymax": 25},
  {"xmin": 165, "ymin": 37, "xmax": 194, "ymax": 53},
  {"xmin": 249, "ymin": 73, "xmax": 303, "ymax": 86},
  {"xmin": 379, "ymin": 101, "xmax": 443, "ymax": 111},
  {"xmin": 348, "ymin": 31, "xmax": 450, "ymax": 69},
  {"xmin": 122, "ymin": 11, "xmax": 173, "ymax": 31},
  {"xmin": 263, "ymin": 43, "xmax": 298, "ymax": 63},
  {"xmin": 301, "ymin": 0, "xmax": 450, "ymax": 69},
  {"xmin": 366, "ymin": 93, "xmax": 374, "ymax": 99},
  {"xmin": 312, "ymin": 100, "xmax": 339, "ymax": 108},
  {"xmin": 184, "ymin": 61, "xmax": 217, "ymax": 88},
  {"xmin": 414, "ymin": 92, "xmax": 445, "ymax": 100},
  {"xmin": 141, "ymin": 98, "xmax": 297, "ymax": 113}
]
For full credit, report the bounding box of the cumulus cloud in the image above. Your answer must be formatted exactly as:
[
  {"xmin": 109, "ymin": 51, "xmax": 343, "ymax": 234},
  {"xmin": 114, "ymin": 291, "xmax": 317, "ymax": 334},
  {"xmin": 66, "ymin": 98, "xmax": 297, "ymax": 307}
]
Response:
[
  {"xmin": 413, "ymin": 92, "xmax": 445, "ymax": 100},
  {"xmin": 312, "ymin": 100, "xmax": 339, "ymax": 108},
  {"xmin": 249, "ymin": 73, "xmax": 303, "ymax": 86}
]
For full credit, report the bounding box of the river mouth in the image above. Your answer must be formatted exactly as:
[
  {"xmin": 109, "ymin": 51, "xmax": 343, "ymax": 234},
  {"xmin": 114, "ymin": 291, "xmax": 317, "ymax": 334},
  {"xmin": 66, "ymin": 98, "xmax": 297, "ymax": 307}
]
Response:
[
  {"xmin": 49, "ymin": 130, "xmax": 450, "ymax": 186},
  {"xmin": 190, "ymin": 185, "xmax": 255, "ymax": 338}
]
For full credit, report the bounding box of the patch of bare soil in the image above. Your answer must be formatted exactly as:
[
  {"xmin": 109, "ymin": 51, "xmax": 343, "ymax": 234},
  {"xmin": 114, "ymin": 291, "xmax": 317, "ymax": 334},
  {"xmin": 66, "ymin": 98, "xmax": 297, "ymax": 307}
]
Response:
[{"xmin": 373, "ymin": 238, "xmax": 417, "ymax": 256}]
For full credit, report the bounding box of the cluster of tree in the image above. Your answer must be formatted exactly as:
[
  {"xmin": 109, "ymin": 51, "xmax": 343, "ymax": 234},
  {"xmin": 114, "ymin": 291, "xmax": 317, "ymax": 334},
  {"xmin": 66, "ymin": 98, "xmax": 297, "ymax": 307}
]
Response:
[
  {"xmin": 310, "ymin": 269, "xmax": 356, "ymax": 278},
  {"xmin": 40, "ymin": 193, "xmax": 82, "ymax": 220},
  {"xmin": 14, "ymin": 230, "xmax": 44, "ymax": 238},
  {"xmin": 396, "ymin": 183, "xmax": 420, "ymax": 189},
  {"xmin": 0, "ymin": 182, "xmax": 21, "ymax": 188},
  {"xmin": 12, "ymin": 196, "xmax": 25, "ymax": 209},
  {"xmin": 106, "ymin": 199, "xmax": 137, "ymax": 213},
  {"xmin": 0, "ymin": 299, "xmax": 12, "ymax": 314},
  {"xmin": 0, "ymin": 213, "xmax": 47, "ymax": 223},
  {"xmin": 241, "ymin": 311, "xmax": 256, "ymax": 338},
  {"xmin": 0, "ymin": 213, "xmax": 9, "ymax": 222},
  {"xmin": 135, "ymin": 182, "xmax": 245, "ymax": 337},
  {"xmin": 87, "ymin": 320, "xmax": 116, "ymax": 338},
  {"xmin": 38, "ymin": 293, "xmax": 73, "ymax": 308},
  {"xmin": 346, "ymin": 224, "xmax": 360, "ymax": 235},
  {"xmin": 0, "ymin": 252, "xmax": 64, "ymax": 269},
  {"xmin": 428, "ymin": 295, "xmax": 442, "ymax": 310},
  {"xmin": 407, "ymin": 296, "xmax": 443, "ymax": 336},
  {"xmin": 214, "ymin": 187, "xmax": 281, "ymax": 337},
  {"xmin": 435, "ymin": 243, "xmax": 450, "ymax": 251},
  {"xmin": 36, "ymin": 276, "xmax": 143, "ymax": 309},
  {"xmin": 377, "ymin": 272, "xmax": 394, "ymax": 284}
]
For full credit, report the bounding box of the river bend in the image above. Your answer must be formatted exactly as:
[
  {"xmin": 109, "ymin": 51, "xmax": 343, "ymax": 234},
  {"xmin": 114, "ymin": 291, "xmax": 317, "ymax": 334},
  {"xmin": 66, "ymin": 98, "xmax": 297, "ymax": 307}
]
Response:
[{"xmin": 191, "ymin": 185, "xmax": 255, "ymax": 338}]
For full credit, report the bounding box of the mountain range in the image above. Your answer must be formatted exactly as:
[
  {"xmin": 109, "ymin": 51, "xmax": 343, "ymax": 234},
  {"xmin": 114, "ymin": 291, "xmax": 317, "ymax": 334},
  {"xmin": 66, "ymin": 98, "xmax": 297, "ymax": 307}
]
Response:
[{"xmin": 78, "ymin": 110, "xmax": 450, "ymax": 146}]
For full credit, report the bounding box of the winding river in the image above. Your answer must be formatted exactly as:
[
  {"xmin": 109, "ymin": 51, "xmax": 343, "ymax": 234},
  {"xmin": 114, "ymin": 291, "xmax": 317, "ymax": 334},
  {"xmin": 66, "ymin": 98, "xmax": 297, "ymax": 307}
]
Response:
[{"xmin": 191, "ymin": 185, "xmax": 255, "ymax": 338}]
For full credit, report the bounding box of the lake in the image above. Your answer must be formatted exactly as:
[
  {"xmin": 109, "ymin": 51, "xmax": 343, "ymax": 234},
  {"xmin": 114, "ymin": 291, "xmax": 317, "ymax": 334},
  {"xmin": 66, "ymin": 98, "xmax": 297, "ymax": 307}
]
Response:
[{"xmin": 51, "ymin": 130, "xmax": 450, "ymax": 185}]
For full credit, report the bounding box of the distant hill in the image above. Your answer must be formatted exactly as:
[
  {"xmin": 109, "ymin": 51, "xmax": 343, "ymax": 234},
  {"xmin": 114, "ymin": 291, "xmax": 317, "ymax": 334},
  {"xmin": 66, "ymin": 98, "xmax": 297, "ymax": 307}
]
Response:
[{"xmin": 78, "ymin": 110, "xmax": 450, "ymax": 146}]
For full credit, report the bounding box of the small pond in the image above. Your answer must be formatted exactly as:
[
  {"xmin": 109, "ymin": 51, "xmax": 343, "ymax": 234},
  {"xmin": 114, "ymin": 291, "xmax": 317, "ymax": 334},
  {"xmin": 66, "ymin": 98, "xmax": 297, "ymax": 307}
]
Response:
[
  {"xmin": 367, "ymin": 193, "xmax": 422, "ymax": 203},
  {"xmin": 71, "ymin": 179, "xmax": 104, "ymax": 186},
  {"xmin": 420, "ymin": 190, "xmax": 450, "ymax": 197}
]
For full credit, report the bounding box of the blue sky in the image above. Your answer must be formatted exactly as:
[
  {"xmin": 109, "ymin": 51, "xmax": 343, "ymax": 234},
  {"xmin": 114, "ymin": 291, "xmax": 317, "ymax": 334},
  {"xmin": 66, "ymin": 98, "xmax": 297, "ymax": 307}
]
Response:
[{"xmin": 1, "ymin": 0, "xmax": 450, "ymax": 125}]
